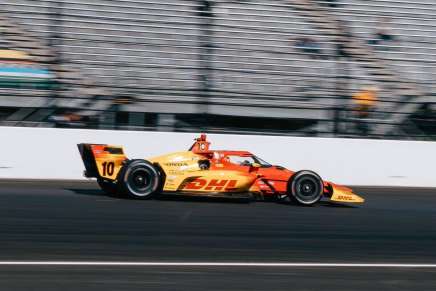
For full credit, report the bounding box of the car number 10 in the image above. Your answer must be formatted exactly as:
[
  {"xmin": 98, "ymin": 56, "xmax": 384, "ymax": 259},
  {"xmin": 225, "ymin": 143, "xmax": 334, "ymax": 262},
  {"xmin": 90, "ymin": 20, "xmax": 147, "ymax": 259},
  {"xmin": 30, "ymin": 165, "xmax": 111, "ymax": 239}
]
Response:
[{"xmin": 102, "ymin": 161, "xmax": 115, "ymax": 176}]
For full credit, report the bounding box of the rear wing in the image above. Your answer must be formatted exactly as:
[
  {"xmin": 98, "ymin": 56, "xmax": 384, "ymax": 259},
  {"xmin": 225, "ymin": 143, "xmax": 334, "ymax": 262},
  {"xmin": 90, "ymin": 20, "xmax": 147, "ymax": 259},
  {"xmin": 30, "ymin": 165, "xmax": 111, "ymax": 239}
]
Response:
[{"xmin": 77, "ymin": 143, "xmax": 127, "ymax": 180}]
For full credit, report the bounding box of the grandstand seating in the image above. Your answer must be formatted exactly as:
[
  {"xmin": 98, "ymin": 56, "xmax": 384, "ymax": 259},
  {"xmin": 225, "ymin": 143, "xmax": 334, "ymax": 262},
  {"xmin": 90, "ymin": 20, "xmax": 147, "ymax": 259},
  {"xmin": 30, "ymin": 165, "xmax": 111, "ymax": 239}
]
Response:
[{"xmin": 0, "ymin": 0, "xmax": 435, "ymax": 137}]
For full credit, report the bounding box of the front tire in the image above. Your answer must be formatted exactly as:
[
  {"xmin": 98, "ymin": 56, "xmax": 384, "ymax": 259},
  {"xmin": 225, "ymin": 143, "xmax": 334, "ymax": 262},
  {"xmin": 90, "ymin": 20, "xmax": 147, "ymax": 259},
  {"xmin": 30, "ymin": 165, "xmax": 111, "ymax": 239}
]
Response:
[
  {"xmin": 118, "ymin": 159, "xmax": 162, "ymax": 199},
  {"xmin": 288, "ymin": 170, "xmax": 324, "ymax": 206}
]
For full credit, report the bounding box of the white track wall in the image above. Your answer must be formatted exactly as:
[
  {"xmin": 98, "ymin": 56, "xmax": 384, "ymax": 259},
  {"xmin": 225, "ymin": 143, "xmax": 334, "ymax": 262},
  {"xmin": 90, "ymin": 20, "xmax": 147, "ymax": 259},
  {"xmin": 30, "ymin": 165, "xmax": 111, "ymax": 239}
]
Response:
[{"xmin": 0, "ymin": 127, "xmax": 434, "ymax": 187}]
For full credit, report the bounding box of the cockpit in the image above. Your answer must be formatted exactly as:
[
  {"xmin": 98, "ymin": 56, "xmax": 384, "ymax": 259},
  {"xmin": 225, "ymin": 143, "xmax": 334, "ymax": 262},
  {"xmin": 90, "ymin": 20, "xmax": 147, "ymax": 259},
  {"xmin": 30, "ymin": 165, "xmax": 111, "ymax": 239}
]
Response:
[{"xmin": 225, "ymin": 154, "xmax": 272, "ymax": 167}]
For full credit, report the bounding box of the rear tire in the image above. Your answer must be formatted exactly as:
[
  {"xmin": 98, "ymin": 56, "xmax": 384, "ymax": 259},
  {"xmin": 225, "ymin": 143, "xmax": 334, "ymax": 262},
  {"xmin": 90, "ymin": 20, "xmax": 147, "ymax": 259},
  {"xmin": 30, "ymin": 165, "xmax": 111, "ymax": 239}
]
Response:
[
  {"xmin": 118, "ymin": 159, "xmax": 162, "ymax": 199},
  {"xmin": 288, "ymin": 170, "xmax": 323, "ymax": 206}
]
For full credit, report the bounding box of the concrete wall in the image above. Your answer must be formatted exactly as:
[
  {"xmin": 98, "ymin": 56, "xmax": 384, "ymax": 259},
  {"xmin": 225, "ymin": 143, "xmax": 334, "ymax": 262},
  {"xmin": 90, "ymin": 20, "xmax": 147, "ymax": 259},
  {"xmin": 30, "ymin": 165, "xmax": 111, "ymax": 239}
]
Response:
[{"xmin": 0, "ymin": 126, "xmax": 434, "ymax": 186}]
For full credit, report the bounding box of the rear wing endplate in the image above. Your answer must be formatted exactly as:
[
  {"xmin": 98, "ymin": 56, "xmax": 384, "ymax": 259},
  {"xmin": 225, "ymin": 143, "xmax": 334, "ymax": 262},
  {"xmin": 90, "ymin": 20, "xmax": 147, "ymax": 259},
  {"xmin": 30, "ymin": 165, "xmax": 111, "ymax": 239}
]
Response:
[{"xmin": 77, "ymin": 143, "xmax": 127, "ymax": 180}]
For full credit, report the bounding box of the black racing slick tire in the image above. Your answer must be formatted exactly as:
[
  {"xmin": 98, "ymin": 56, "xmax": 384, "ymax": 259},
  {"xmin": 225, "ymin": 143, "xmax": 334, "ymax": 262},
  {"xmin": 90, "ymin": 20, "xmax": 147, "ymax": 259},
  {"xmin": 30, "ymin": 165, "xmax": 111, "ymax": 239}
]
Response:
[
  {"xmin": 288, "ymin": 170, "xmax": 324, "ymax": 206},
  {"xmin": 97, "ymin": 178, "xmax": 119, "ymax": 196},
  {"xmin": 118, "ymin": 159, "xmax": 162, "ymax": 199}
]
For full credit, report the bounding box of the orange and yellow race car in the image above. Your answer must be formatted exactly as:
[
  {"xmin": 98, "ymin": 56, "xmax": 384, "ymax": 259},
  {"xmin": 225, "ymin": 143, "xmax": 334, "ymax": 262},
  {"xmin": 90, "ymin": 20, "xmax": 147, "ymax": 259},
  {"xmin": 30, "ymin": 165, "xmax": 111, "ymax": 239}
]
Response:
[{"xmin": 77, "ymin": 134, "xmax": 364, "ymax": 206}]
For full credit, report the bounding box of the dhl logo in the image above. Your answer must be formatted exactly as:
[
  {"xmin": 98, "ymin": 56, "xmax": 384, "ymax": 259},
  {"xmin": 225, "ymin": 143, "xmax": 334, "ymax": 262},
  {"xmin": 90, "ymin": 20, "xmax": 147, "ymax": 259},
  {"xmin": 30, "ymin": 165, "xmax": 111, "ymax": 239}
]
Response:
[
  {"xmin": 184, "ymin": 179, "xmax": 238, "ymax": 191},
  {"xmin": 337, "ymin": 195, "xmax": 353, "ymax": 201}
]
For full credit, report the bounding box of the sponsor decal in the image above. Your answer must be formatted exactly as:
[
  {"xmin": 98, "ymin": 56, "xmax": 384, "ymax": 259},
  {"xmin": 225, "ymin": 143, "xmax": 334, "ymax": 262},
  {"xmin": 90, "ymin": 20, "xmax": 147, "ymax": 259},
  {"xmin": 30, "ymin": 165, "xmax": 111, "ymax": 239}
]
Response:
[
  {"xmin": 337, "ymin": 195, "xmax": 353, "ymax": 201},
  {"xmin": 165, "ymin": 162, "xmax": 189, "ymax": 167},
  {"xmin": 184, "ymin": 179, "xmax": 238, "ymax": 191},
  {"xmin": 168, "ymin": 170, "xmax": 186, "ymax": 175}
]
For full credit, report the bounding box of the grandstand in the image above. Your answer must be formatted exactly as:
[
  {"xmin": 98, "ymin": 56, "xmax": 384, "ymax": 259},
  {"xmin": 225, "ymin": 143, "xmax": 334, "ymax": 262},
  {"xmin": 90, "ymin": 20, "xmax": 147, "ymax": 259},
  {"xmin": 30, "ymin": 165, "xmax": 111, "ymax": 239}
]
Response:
[{"xmin": 0, "ymin": 0, "xmax": 435, "ymax": 138}]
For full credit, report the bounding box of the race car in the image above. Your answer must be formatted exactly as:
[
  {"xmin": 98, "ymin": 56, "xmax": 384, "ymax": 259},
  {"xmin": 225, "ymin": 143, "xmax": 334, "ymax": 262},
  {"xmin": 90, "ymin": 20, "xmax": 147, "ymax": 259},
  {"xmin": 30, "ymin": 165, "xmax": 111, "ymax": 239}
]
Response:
[{"xmin": 77, "ymin": 134, "xmax": 364, "ymax": 205}]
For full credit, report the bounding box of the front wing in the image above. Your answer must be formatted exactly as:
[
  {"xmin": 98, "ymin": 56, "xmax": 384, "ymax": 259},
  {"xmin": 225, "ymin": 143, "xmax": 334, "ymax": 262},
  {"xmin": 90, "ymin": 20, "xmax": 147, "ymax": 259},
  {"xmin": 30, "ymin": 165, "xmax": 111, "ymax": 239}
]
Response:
[{"xmin": 329, "ymin": 184, "xmax": 365, "ymax": 203}]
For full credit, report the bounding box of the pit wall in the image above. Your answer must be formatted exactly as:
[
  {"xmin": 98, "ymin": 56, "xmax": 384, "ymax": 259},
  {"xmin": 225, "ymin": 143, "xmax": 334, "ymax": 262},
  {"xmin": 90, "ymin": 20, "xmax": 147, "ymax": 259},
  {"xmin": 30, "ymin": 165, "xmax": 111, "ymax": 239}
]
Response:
[{"xmin": 0, "ymin": 126, "xmax": 434, "ymax": 187}]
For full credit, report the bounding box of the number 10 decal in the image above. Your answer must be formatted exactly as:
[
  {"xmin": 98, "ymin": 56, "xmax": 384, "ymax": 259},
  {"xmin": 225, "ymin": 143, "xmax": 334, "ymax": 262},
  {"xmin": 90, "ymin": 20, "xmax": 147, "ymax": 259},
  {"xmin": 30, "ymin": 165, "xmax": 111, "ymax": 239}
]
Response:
[{"xmin": 102, "ymin": 161, "xmax": 115, "ymax": 176}]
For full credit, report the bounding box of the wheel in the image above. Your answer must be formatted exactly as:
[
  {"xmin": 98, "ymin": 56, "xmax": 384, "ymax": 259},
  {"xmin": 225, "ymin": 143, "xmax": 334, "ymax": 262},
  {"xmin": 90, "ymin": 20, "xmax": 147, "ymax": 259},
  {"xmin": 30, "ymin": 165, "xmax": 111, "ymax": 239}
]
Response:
[
  {"xmin": 287, "ymin": 170, "xmax": 324, "ymax": 206},
  {"xmin": 118, "ymin": 159, "xmax": 162, "ymax": 199},
  {"xmin": 97, "ymin": 178, "xmax": 119, "ymax": 196}
]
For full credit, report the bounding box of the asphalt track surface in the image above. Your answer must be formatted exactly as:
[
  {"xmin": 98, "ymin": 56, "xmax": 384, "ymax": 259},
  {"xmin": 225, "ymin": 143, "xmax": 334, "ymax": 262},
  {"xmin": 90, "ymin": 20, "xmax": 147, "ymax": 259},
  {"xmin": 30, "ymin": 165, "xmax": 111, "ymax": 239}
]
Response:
[{"xmin": 0, "ymin": 180, "xmax": 435, "ymax": 290}]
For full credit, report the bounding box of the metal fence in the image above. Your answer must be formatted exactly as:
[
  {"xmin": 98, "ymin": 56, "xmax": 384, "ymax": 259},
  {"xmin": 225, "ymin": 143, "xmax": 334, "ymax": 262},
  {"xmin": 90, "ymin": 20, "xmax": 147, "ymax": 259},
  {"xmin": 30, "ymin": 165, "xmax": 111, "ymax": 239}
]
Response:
[{"xmin": 1, "ymin": 0, "xmax": 435, "ymax": 139}]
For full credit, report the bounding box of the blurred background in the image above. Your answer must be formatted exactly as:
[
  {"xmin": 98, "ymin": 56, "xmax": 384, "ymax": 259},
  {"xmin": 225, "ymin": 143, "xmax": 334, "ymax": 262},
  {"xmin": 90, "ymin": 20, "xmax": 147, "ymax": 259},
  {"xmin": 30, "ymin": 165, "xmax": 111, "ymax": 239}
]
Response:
[{"xmin": 1, "ymin": 0, "xmax": 435, "ymax": 139}]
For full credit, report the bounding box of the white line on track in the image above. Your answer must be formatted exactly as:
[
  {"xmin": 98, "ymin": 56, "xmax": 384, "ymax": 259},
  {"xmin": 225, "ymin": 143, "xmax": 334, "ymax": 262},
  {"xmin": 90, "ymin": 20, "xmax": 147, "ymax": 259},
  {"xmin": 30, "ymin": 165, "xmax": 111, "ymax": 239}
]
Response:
[{"xmin": 0, "ymin": 262, "xmax": 435, "ymax": 268}]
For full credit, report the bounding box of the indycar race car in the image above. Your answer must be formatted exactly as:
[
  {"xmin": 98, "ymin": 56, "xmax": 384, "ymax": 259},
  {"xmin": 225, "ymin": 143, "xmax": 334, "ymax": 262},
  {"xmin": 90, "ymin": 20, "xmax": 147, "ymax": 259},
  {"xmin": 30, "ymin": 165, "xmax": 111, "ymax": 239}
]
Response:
[{"xmin": 77, "ymin": 134, "xmax": 364, "ymax": 205}]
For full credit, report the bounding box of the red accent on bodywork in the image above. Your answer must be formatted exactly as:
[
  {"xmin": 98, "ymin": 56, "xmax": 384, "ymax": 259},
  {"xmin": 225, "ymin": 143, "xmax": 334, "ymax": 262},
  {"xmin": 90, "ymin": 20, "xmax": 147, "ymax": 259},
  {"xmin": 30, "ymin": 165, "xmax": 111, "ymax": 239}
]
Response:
[
  {"xmin": 205, "ymin": 179, "xmax": 228, "ymax": 191},
  {"xmin": 185, "ymin": 140, "xmax": 343, "ymax": 197},
  {"xmin": 185, "ymin": 178, "xmax": 208, "ymax": 190},
  {"xmin": 190, "ymin": 134, "xmax": 212, "ymax": 154},
  {"xmin": 224, "ymin": 180, "xmax": 238, "ymax": 191},
  {"xmin": 184, "ymin": 179, "xmax": 238, "ymax": 191},
  {"xmin": 254, "ymin": 167, "xmax": 293, "ymax": 193}
]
